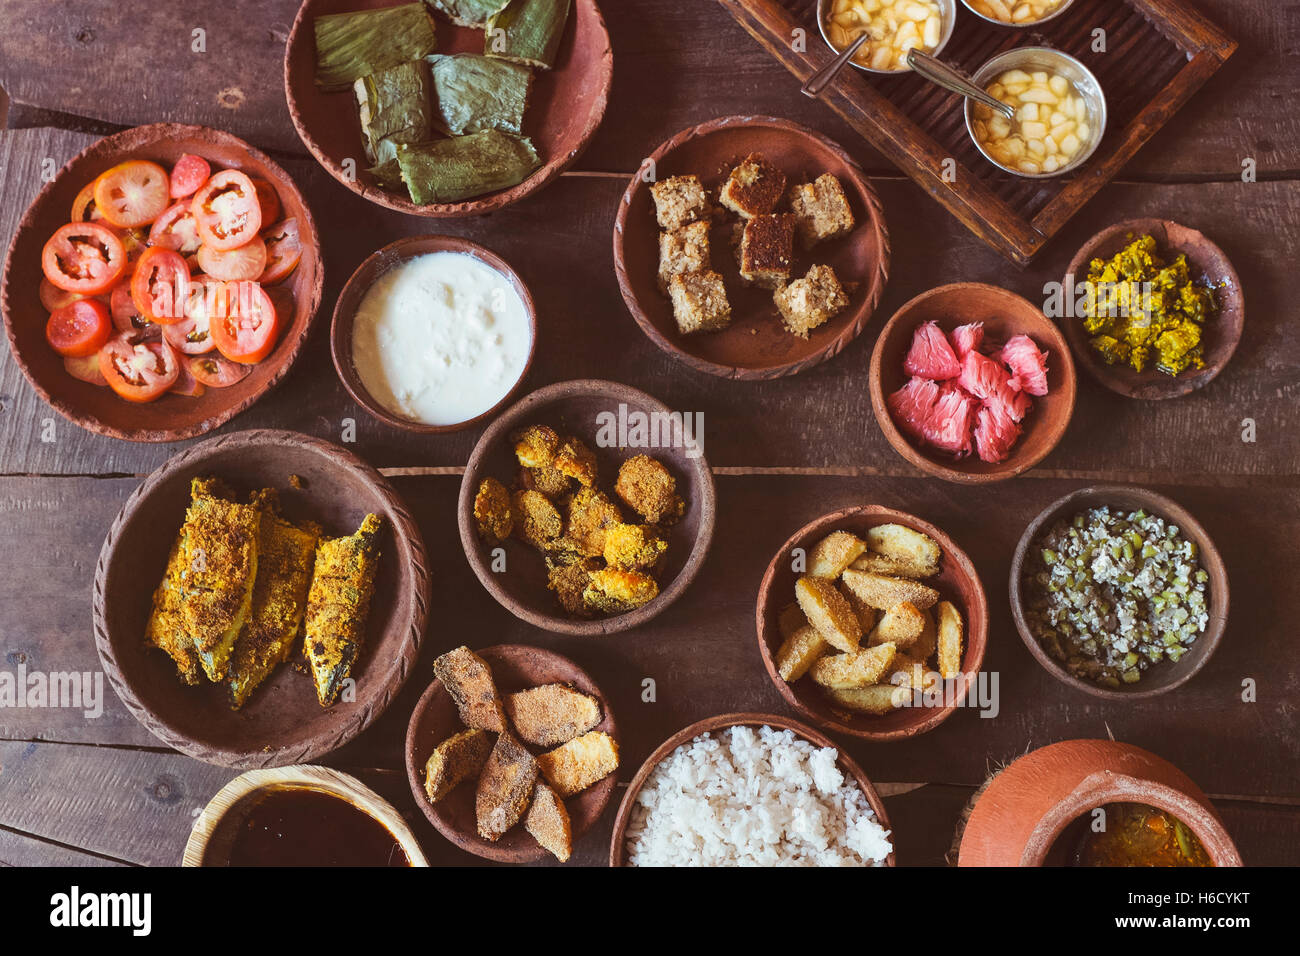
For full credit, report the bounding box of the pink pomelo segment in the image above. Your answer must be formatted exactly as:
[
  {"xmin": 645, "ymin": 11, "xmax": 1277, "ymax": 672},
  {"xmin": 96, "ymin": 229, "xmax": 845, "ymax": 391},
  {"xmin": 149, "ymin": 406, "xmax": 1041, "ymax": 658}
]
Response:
[
  {"xmin": 1001, "ymin": 334, "xmax": 1050, "ymax": 396},
  {"xmin": 903, "ymin": 320, "xmax": 963, "ymax": 380},
  {"xmin": 950, "ymin": 322, "xmax": 984, "ymax": 359},
  {"xmin": 887, "ymin": 376, "xmax": 941, "ymax": 442},
  {"xmin": 974, "ymin": 402, "xmax": 1023, "ymax": 464}
]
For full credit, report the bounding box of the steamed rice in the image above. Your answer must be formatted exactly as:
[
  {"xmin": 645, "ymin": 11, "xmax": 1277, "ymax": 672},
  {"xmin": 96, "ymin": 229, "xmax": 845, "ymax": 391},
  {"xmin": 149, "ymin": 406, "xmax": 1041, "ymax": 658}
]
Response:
[{"xmin": 624, "ymin": 724, "xmax": 892, "ymax": 866}]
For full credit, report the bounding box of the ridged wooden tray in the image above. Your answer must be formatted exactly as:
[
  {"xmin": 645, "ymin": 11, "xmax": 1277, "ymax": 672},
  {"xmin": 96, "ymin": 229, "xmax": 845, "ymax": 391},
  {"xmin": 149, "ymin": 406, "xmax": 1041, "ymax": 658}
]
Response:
[{"xmin": 719, "ymin": 0, "xmax": 1236, "ymax": 264}]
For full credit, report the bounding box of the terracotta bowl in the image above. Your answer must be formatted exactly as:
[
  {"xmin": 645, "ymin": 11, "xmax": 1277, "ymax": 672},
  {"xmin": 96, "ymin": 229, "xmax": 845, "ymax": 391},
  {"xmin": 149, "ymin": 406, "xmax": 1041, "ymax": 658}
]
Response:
[
  {"xmin": 458, "ymin": 379, "xmax": 716, "ymax": 635},
  {"xmin": 330, "ymin": 235, "xmax": 536, "ymax": 433},
  {"xmin": 404, "ymin": 643, "xmax": 618, "ymax": 863},
  {"xmin": 0, "ymin": 123, "xmax": 323, "ymax": 443},
  {"xmin": 1064, "ymin": 218, "xmax": 1244, "ymax": 400},
  {"xmin": 609, "ymin": 712, "xmax": 896, "ymax": 866},
  {"xmin": 614, "ymin": 115, "xmax": 890, "ymax": 379},
  {"xmin": 756, "ymin": 506, "xmax": 989, "ymax": 740},
  {"xmin": 958, "ymin": 739, "xmax": 1242, "ymax": 866},
  {"xmin": 92, "ymin": 429, "xmax": 430, "ymax": 768},
  {"xmin": 869, "ymin": 282, "xmax": 1077, "ymax": 483},
  {"xmin": 183, "ymin": 764, "xmax": 429, "ymax": 866},
  {"xmin": 1010, "ymin": 484, "xmax": 1229, "ymax": 700},
  {"xmin": 284, "ymin": 0, "xmax": 612, "ymax": 217}
]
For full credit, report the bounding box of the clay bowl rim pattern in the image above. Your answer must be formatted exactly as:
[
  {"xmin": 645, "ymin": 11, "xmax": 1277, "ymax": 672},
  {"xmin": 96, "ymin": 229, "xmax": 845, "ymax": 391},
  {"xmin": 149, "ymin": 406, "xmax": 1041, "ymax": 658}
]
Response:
[
  {"xmin": 608, "ymin": 711, "xmax": 896, "ymax": 866},
  {"xmin": 957, "ymin": 738, "xmax": 1243, "ymax": 866},
  {"xmin": 755, "ymin": 505, "xmax": 990, "ymax": 741},
  {"xmin": 868, "ymin": 281, "xmax": 1077, "ymax": 484},
  {"xmin": 330, "ymin": 234, "xmax": 537, "ymax": 433},
  {"xmin": 283, "ymin": 0, "xmax": 613, "ymax": 218},
  {"xmin": 1009, "ymin": 484, "xmax": 1229, "ymax": 701},
  {"xmin": 457, "ymin": 378, "xmax": 717, "ymax": 636},
  {"xmin": 1063, "ymin": 218, "xmax": 1245, "ymax": 400},
  {"xmin": 0, "ymin": 122, "xmax": 324, "ymax": 443},
  {"xmin": 613, "ymin": 114, "xmax": 892, "ymax": 380},
  {"xmin": 183, "ymin": 764, "xmax": 430, "ymax": 866},
  {"xmin": 92, "ymin": 428, "xmax": 431, "ymax": 768},
  {"xmin": 403, "ymin": 643, "xmax": 619, "ymax": 864}
]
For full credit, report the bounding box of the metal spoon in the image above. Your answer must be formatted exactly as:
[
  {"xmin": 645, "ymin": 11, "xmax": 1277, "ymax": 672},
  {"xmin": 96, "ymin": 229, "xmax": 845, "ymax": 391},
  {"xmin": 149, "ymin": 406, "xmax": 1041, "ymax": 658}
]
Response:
[
  {"xmin": 907, "ymin": 49, "xmax": 1015, "ymax": 120},
  {"xmin": 801, "ymin": 32, "xmax": 869, "ymax": 98}
]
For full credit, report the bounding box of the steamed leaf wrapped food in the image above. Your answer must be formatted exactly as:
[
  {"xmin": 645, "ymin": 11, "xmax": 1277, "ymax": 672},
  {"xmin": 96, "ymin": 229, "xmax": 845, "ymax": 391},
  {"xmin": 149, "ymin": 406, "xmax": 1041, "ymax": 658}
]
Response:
[
  {"xmin": 396, "ymin": 130, "xmax": 540, "ymax": 204},
  {"xmin": 485, "ymin": 0, "xmax": 571, "ymax": 70},
  {"xmin": 314, "ymin": 3, "xmax": 439, "ymax": 92},
  {"xmin": 427, "ymin": 53, "xmax": 532, "ymax": 136},
  {"xmin": 426, "ymin": 0, "xmax": 511, "ymax": 27},
  {"xmin": 354, "ymin": 59, "xmax": 434, "ymax": 166}
]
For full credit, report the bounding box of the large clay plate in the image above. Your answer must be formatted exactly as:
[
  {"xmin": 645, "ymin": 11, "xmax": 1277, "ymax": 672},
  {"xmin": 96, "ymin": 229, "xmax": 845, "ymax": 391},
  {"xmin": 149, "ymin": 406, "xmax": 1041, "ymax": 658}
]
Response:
[
  {"xmin": 1, "ymin": 123, "xmax": 324, "ymax": 442},
  {"xmin": 458, "ymin": 379, "xmax": 716, "ymax": 635},
  {"xmin": 755, "ymin": 506, "xmax": 989, "ymax": 741},
  {"xmin": 1063, "ymin": 218, "xmax": 1244, "ymax": 400},
  {"xmin": 869, "ymin": 282, "xmax": 1077, "ymax": 483},
  {"xmin": 92, "ymin": 429, "xmax": 430, "ymax": 768},
  {"xmin": 614, "ymin": 115, "xmax": 890, "ymax": 379},
  {"xmin": 609, "ymin": 712, "xmax": 896, "ymax": 866},
  {"xmin": 404, "ymin": 643, "xmax": 618, "ymax": 863},
  {"xmin": 284, "ymin": 0, "xmax": 612, "ymax": 217}
]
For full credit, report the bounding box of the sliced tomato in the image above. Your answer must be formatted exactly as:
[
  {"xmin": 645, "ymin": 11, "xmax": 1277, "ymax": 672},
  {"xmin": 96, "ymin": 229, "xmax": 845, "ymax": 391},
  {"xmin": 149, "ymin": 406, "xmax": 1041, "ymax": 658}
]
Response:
[
  {"xmin": 196, "ymin": 237, "xmax": 267, "ymax": 281},
  {"xmin": 190, "ymin": 170, "xmax": 261, "ymax": 251},
  {"xmin": 210, "ymin": 283, "xmax": 278, "ymax": 364},
  {"xmin": 259, "ymin": 219, "xmax": 302, "ymax": 284},
  {"xmin": 161, "ymin": 281, "xmax": 217, "ymax": 355},
  {"xmin": 64, "ymin": 352, "xmax": 109, "ymax": 387},
  {"xmin": 148, "ymin": 201, "xmax": 202, "ymax": 255},
  {"xmin": 46, "ymin": 298, "xmax": 112, "ymax": 357},
  {"xmin": 169, "ymin": 361, "xmax": 207, "ymax": 397},
  {"xmin": 169, "ymin": 154, "xmax": 211, "ymax": 199},
  {"xmin": 251, "ymin": 178, "xmax": 282, "ymax": 226},
  {"xmin": 42, "ymin": 222, "xmax": 127, "ymax": 295},
  {"xmin": 71, "ymin": 181, "xmax": 105, "ymax": 223},
  {"xmin": 108, "ymin": 282, "xmax": 152, "ymax": 332},
  {"xmin": 130, "ymin": 247, "xmax": 191, "ymax": 325},
  {"xmin": 94, "ymin": 160, "xmax": 171, "ymax": 229},
  {"xmin": 189, "ymin": 353, "xmax": 251, "ymax": 388},
  {"xmin": 118, "ymin": 227, "xmax": 150, "ymax": 268},
  {"xmin": 99, "ymin": 334, "xmax": 180, "ymax": 402},
  {"xmin": 40, "ymin": 277, "xmax": 104, "ymax": 313}
]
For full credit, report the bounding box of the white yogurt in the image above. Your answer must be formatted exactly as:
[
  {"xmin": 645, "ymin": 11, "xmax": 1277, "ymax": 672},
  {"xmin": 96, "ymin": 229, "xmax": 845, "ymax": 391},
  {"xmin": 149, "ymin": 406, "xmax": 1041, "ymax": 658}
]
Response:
[{"xmin": 350, "ymin": 251, "xmax": 531, "ymax": 426}]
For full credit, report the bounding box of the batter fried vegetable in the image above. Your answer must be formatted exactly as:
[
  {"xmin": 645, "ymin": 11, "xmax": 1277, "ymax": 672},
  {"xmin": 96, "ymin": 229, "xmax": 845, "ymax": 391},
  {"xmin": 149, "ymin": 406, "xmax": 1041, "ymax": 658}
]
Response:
[
  {"xmin": 583, "ymin": 567, "xmax": 658, "ymax": 613},
  {"xmin": 433, "ymin": 645, "xmax": 507, "ymax": 732},
  {"xmin": 424, "ymin": 728, "xmax": 493, "ymax": 804},
  {"xmin": 303, "ymin": 513, "xmax": 383, "ymax": 707},
  {"xmin": 473, "ymin": 477, "xmax": 514, "ymax": 542}
]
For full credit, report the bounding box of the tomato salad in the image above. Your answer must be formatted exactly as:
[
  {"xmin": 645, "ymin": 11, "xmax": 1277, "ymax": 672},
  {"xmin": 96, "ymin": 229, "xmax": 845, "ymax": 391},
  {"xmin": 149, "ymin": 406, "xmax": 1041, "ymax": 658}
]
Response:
[{"xmin": 39, "ymin": 155, "xmax": 303, "ymax": 403}]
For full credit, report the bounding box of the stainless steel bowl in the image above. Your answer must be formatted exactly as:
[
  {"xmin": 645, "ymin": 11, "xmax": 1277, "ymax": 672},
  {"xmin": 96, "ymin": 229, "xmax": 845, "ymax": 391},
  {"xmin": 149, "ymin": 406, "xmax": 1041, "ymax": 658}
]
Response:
[
  {"xmin": 959, "ymin": 0, "xmax": 1078, "ymax": 29},
  {"xmin": 964, "ymin": 47, "xmax": 1107, "ymax": 179},
  {"xmin": 816, "ymin": 0, "xmax": 958, "ymax": 76}
]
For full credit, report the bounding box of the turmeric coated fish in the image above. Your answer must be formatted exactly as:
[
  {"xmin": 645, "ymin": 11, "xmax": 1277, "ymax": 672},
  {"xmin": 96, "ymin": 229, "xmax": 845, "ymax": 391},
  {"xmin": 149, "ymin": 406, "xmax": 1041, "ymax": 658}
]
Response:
[
  {"xmin": 303, "ymin": 513, "xmax": 383, "ymax": 707},
  {"xmin": 144, "ymin": 536, "xmax": 202, "ymax": 685}
]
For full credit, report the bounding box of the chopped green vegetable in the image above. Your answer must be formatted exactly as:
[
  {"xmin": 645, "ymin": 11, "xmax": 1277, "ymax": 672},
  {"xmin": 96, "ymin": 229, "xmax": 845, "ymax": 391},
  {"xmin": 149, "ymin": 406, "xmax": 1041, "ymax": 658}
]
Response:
[
  {"xmin": 314, "ymin": 3, "xmax": 439, "ymax": 92},
  {"xmin": 395, "ymin": 129, "xmax": 540, "ymax": 204},
  {"xmin": 485, "ymin": 0, "xmax": 572, "ymax": 70},
  {"xmin": 427, "ymin": 53, "xmax": 532, "ymax": 136},
  {"xmin": 425, "ymin": 0, "xmax": 511, "ymax": 27}
]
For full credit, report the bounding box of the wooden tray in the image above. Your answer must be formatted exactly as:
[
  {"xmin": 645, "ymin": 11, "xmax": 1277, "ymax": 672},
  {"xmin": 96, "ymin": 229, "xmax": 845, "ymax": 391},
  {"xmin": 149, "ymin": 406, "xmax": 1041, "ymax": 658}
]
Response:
[{"xmin": 718, "ymin": 0, "xmax": 1236, "ymax": 264}]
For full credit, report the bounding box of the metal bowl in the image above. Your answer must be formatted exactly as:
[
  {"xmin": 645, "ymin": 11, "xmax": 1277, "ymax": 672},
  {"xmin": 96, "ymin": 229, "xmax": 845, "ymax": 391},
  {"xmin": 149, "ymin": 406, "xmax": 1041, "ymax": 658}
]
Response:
[
  {"xmin": 816, "ymin": 0, "xmax": 958, "ymax": 76},
  {"xmin": 964, "ymin": 47, "xmax": 1106, "ymax": 179},
  {"xmin": 959, "ymin": 0, "xmax": 1077, "ymax": 29}
]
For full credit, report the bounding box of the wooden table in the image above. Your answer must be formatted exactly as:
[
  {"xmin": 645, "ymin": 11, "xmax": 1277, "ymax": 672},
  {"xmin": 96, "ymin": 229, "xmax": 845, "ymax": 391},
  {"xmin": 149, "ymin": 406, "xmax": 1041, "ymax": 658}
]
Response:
[{"xmin": 0, "ymin": 0, "xmax": 1295, "ymax": 868}]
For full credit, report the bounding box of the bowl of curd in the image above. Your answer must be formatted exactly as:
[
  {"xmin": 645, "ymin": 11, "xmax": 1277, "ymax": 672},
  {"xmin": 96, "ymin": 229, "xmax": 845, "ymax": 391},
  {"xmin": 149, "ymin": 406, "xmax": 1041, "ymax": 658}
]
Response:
[{"xmin": 331, "ymin": 236, "xmax": 536, "ymax": 433}]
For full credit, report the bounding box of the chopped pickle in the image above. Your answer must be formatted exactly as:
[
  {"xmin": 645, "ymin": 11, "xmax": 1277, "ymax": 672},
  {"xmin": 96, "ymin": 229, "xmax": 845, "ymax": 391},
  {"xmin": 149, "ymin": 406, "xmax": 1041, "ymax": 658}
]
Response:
[{"xmin": 1074, "ymin": 803, "xmax": 1213, "ymax": 867}]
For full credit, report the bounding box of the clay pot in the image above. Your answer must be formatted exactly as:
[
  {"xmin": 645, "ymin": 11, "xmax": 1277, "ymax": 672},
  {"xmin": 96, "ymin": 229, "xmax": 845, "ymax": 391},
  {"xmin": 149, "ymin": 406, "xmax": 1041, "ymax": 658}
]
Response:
[{"xmin": 958, "ymin": 739, "xmax": 1242, "ymax": 866}]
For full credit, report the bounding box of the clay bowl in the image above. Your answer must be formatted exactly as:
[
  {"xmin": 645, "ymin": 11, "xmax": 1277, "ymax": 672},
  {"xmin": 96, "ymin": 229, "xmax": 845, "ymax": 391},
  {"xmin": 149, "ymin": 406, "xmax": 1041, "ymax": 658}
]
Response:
[
  {"xmin": 404, "ymin": 643, "xmax": 618, "ymax": 863},
  {"xmin": 869, "ymin": 282, "xmax": 1076, "ymax": 483},
  {"xmin": 609, "ymin": 712, "xmax": 895, "ymax": 866},
  {"xmin": 183, "ymin": 764, "xmax": 429, "ymax": 866},
  {"xmin": 958, "ymin": 739, "xmax": 1242, "ymax": 866},
  {"xmin": 1010, "ymin": 484, "xmax": 1228, "ymax": 700},
  {"xmin": 284, "ymin": 0, "xmax": 612, "ymax": 217},
  {"xmin": 1064, "ymin": 218, "xmax": 1244, "ymax": 400},
  {"xmin": 756, "ymin": 506, "xmax": 988, "ymax": 740},
  {"xmin": 614, "ymin": 115, "xmax": 890, "ymax": 379},
  {"xmin": 458, "ymin": 379, "xmax": 716, "ymax": 635},
  {"xmin": 331, "ymin": 235, "xmax": 537, "ymax": 433},
  {"xmin": 0, "ymin": 123, "xmax": 323, "ymax": 442},
  {"xmin": 93, "ymin": 429, "xmax": 430, "ymax": 768}
]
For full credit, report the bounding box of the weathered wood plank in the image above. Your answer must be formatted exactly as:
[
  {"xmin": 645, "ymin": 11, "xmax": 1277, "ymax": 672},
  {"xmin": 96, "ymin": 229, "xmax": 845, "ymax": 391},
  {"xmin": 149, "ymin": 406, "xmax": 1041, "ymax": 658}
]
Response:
[{"xmin": 0, "ymin": 826, "xmax": 129, "ymax": 867}]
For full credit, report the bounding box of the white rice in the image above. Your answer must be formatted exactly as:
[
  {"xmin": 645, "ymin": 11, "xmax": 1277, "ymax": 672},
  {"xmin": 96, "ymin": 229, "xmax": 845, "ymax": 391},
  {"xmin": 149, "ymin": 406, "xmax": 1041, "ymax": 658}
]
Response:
[{"xmin": 624, "ymin": 725, "xmax": 893, "ymax": 867}]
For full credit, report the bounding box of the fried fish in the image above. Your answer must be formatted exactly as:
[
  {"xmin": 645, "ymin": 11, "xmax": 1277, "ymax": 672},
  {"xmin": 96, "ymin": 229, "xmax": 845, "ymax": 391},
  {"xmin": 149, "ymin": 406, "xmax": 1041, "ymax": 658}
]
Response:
[{"xmin": 303, "ymin": 513, "xmax": 383, "ymax": 707}]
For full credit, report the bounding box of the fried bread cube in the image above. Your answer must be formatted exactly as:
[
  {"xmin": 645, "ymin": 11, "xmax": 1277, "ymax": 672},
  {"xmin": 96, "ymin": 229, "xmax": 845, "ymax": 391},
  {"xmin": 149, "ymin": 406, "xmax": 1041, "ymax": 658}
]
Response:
[
  {"xmin": 823, "ymin": 682, "xmax": 909, "ymax": 715},
  {"xmin": 866, "ymin": 601, "xmax": 926, "ymax": 650},
  {"xmin": 473, "ymin": 476, "xmax": 514, "ymax": 543},
  {"xmin": 650, "ymin": 174, "xmax": 709, "ymax": 231},
  {"xmin": 810, "ymin": 642, "xmax": 897, "ymax": 690},
  {"xmin": 808, "ymin": 530, "xmax": 867, "ymax": 579},
  {"xmin": 775, "ymin": 623, "xmax": 829, "ymax": 682},
  {"xmin": 561, "ymin": 487, "xmax": 622, "ymax": 557},
  {"xmin": 719, "ymin": 152, "xmax": 786, "ymax": 218},
  {"xmin": 614, "ymin": 455, "xmax": 684, "ymax": 525},
  {"xmin": 303, "ymin": 513, "xmax": 383, "ymax": 707},
  {"xmin": 788, "ymin": 173, "xmax": 855, "ymax": 248},
  {"xmin": 738, "ymin": 213, "xmax": 795, "ymax": 289},
  {"xmin": 536, "ymin": 730, "xmax": 619, "ymax": 797},
  {"xmin": 774, "ymin": 263, "xmax": 848, "ymax": 339},
  {"xmin": 513, "ymin": 489, "xmax": 563, "ymax": 550},
  {"xmin": 546, "ymin": 556, "xmax": 600, "ymax": 618},
  {"xmin": 795, "ymin": 575, "xmax": 861, "ymax": 652},
  {"xmin": 668, "ymin": 269, "xmax": 731, "ymax": 335},
  {"xmin": 433, "ymin": 645, "xmax": 507, "ymax": 732},
  {"xmin": 525, "ymin": 782, "xmax": 573, "ymax": 862},
  {"xmin": 583, "ymin": 567, "xmax": 659, "ymax": 614},
  {"xmin": 658, "ymin": 220, "xmax": 712, "ymax": 294},
  {"xmin": 603, "ymin": 522, "xmax": 667, "ymax": 571},
  {"xmin": 424, "ymin": 728, "xmax": 492, "ymax": 804},
  {"xmin": 841, "ymin": 568, "xmax": 939, "ymax": 610},
  {"xmin": 553, "ymin": 435, "xmax": 598, "ymax": 487},
  {"xmin": 512, "ymin": 424, "xmax": 561, "ymax": 468},
  {"xmin": 936, "ymin": 600, "xmax": 964, "ymax": 679},
  {"xmin": 505, "ymin": 683, "xmax": 602, "ymax": 747},
  {"xmin": 864, "ymin": 523, "xmax": 941, "ymax": 577},
  {"xmin": 476, "ymin": 731, "xmax": 538, "ymax": 841}
]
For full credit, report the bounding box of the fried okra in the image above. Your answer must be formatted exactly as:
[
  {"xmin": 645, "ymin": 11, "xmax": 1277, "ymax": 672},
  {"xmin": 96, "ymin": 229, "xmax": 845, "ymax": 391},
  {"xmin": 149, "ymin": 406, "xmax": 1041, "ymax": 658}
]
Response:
[
  {"xmin": 513, "ymin": 424, "xmax": 561, "ymax": 468},
  {"xmin": 473, "ymin": 477, "xmax": 514, "ymax": 543},
  {"xmin": 546, "ymin": 556, "xmax": 600, "ymax": 617},
  {"xmin": 583, "ymin": 568, "xmax": 659, "ymax": 614},
  {"xmin": 614, "ymin": 455, "xmax": 684, "ymax": 525},
  {"xmin": 603, "ymin": 522, "xmax": 667, "ymax": 571},
  {"xmin": 553, "ymin": 435, "xmax": 598, "ymax": 487},
  {"xmin": 561, "ymin": 487, "xmax": 622, "ymax": 557},
  {"xmin": 512, "ymin": 489, "xmax": 563, "ymax": 550}
]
